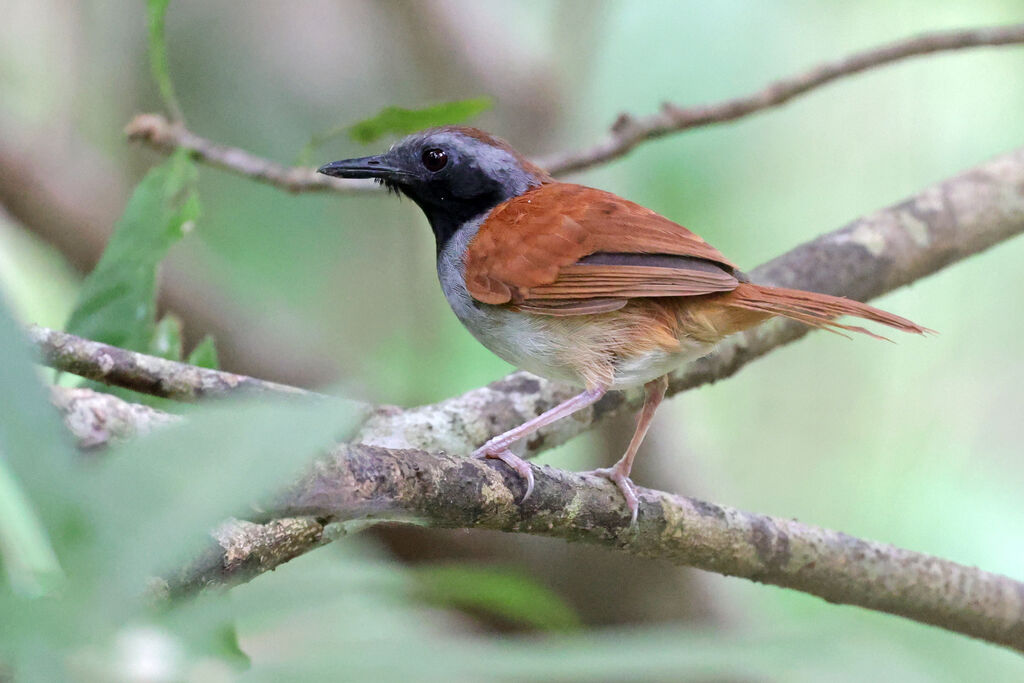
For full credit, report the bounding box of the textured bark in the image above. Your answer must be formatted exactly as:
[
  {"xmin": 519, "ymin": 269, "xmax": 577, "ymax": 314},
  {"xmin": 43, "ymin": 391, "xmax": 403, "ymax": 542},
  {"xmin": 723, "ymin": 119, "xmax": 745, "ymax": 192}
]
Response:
[
  {"xmin": 32, "ymin": 326, "xmax": 311, "ymax": 402},
  {"xmin": 49, "ymin": 386, "xmax": 1024, "ymax": 652},
  {"xmin": 50, "ymin": 386, "xmax": 181, "ymax": 448},
  {"xmin": 283, "ymin": 445, "xmax": 1024, "ymax": 654}
]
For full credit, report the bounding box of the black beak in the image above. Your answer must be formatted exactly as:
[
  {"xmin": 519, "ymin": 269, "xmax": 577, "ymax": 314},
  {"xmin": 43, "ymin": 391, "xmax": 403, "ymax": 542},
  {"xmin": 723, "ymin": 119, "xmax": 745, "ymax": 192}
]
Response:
[{"xmin": 317, "ymin": 155, "xmax": 410, "ymax": 180}]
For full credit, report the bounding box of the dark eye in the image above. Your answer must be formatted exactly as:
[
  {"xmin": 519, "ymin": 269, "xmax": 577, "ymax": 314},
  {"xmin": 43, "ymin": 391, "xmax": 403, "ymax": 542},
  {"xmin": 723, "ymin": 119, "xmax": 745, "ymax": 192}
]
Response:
[{"xmin": 421, "ymin": 148, "xmax": 448, "ymax": 172}]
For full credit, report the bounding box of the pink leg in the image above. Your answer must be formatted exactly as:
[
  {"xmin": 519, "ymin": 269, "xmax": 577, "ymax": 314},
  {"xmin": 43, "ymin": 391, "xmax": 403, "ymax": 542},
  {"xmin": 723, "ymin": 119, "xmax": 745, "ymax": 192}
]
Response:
[
  {"xmin": 474, "ymin": 385, "xmax": 607, "ymax": 501},
  {"xmin": 586, "ymin": 375, "xmax": 668, "ymax": 526}
]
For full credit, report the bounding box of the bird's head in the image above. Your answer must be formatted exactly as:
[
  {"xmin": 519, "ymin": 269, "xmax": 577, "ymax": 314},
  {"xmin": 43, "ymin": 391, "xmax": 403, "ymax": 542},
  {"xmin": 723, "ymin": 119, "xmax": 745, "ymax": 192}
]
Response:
[{"xmin": 318, "ymin": 126, "xmax": 552, "ymax": 248}]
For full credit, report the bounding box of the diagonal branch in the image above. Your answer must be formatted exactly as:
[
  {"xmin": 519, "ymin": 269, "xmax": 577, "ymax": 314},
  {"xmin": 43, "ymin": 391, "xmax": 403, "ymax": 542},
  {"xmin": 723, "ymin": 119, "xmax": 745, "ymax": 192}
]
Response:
[
  {"xmin": 125, "ymin": 24, "xmax": 1024, "ymax": 189},
  {"xmin": 51, "ymin": 386, "xmax": 1024, "ymax": 653},
  {"xmin": 539, "ymin": 22, "xmax": 1024, "ymax": 174},
  {"xmin": 31, "ymin": 145, "xmax": 1024, "ymax": 464}
]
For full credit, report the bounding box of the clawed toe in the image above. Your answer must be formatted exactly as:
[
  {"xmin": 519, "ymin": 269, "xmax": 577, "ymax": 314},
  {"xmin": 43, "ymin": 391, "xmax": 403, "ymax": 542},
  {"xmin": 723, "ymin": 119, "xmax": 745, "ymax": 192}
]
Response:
[
  {"xmin": 474, "ymin": 447, "xmax": 535, "ymax": 502},
  {"xmin": 587, "ymin": 466, "xmax": 640, "ymax": 527}
]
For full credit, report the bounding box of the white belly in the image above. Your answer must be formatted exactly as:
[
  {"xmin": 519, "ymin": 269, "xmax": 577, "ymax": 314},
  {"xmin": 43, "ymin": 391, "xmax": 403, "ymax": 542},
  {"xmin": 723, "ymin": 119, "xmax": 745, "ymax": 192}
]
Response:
[{"xmin": 437, "ymin": 220, "xmax": 715, "ymax": 389}]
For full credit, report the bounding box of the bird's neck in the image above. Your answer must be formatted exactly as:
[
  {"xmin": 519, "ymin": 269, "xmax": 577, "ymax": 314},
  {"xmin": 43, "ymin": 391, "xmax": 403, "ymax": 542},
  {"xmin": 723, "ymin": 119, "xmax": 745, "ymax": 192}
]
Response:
[{"xmin": 416, "ymin": 190, "xmax": 514, "ymax": 254}]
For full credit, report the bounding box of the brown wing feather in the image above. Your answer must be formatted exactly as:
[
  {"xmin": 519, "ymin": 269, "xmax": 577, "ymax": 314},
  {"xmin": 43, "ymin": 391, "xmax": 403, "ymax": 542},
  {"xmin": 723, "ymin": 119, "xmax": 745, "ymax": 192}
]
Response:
[{"xmin": 464, "ymin": 184, "xmax": 739, "ymax": 310}]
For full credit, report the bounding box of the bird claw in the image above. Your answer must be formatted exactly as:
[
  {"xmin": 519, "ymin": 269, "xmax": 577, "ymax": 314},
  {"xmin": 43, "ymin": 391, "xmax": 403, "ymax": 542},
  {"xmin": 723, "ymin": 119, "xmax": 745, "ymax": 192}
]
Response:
[
  {"xmin": 587, "ymin": 466, "xmax": 640, "ymax": 527},
  {"xmin": 473, "ymin": 446, "xmax": 535, "ymax": 502}
]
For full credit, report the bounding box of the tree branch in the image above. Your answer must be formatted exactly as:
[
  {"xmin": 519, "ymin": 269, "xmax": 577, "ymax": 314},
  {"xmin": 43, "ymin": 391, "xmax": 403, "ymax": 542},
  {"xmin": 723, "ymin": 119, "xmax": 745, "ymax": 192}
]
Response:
[
  {"xmin": 49, "ymin": 386, "xmax": 1024, "ymax": 653},
  {"xmin": 31, "ymin": 326, "xmax": 312, "ymax": 402},
  {"xmin": 125, "ymin": 24, "xmax": 1024, "ymax": 188},
  {"xmin": 540, "ymin": 22, "xmax": 1024, "ymax": 174},
  {"xmin": 124, "ymin": 114, "xmax": 378, "ymax": 194}
]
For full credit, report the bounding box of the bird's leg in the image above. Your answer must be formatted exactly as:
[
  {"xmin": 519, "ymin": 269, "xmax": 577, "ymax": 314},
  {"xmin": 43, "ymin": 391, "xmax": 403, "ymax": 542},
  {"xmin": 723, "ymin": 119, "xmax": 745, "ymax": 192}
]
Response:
[
  {"xmin": 473, "ymin": 385, "xmax": 607, "ymax": 501},
  {"xmin": 586, "ymin": 374, "xmax": 669, "ymax": 526}
]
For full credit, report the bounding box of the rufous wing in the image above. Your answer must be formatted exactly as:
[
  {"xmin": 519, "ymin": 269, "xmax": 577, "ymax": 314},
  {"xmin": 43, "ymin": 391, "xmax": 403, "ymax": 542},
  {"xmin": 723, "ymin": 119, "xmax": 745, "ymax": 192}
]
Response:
[{"xmin": 464, "ymin": 183, "xmax": 740, "ymax": 312}]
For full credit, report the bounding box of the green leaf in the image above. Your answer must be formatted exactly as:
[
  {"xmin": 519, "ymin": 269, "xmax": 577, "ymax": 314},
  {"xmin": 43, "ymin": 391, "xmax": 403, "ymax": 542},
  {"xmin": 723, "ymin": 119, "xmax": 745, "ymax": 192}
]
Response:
[
  {"xmin": 349, "ymin": 98, "xmax": 493, "ymax": 144},
  {"xmin": 0, "ymin": 301, "xmax": 74, "ymax": 598},
  {"xmin": 296, "ymin": 97, "xmax": 492, "ymax": 163},
  {"xmin": 86, "ymin": 393, "xmax": 361, "ymax": 612},
  {"xmin": 410, "ymin": 563, "xmax": 581, "ymax": 632},
  {"xmin": 150, "ymin": 314, "xmax": 184, "ymax": 361},
  {"xmin": 147, "ymin": 0, "xmax": 182, "ymax": 119},
  {"xmin": 0, "ymin": 458, "xmax": 63, "ymax": 597},
  {"xmin": 186, "ymin": 334, "xmax": 219, "ymax": 369},
  {"xmin": 64, "ymin": 149, "xmax": 199, "ymax": 353}
]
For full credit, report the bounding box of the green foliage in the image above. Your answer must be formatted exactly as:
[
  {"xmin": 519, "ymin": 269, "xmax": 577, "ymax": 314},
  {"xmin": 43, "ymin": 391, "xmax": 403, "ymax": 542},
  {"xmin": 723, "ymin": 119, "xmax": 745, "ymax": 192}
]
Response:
[
  {"xmin": 0, "ymin": 461, "xmax": 62, "ymax": 598},
  {"xmin": 0, "ymin": 307, "xmax": 64, "ymax": 599},
  {"xmin": 0, "ymin": 294, "xmax": 364, "ymax": 678},
  {"xmin": 61, "ymin": 1, "xmax": 220, "ymax": 380},
  {"xmin": 347, "ymin": 98, "xmax": 493, "ymax": 143},
  {"xmin": 64, "ymin": 149, "xmax": 199, "ymax": 352},
  {"xmin": 147, "ymin": 0, "xmax": 182, "ymax": 118},
  {"xmin": 296, "ymin": 97, "xmax": 492, "ymax": 164},
  {"xmin": 411, "ymin": 563, "xmax": 580, "ymax": 632},
  {"xmin": 149, "ymin": 315, "xmax": 219, "ymax": 368},
  {"xmin": 149, "ymin": 313, "xmax": 184, "ymax": 360},
  {"xmin": 186, "ymin": 334, "xmax": 219, "ymax": 369}
]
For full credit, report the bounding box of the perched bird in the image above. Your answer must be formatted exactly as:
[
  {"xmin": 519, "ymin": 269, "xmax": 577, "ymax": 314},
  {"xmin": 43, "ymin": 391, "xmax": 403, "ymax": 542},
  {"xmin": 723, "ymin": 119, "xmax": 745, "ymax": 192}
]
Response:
[{"xmin": 319, "ymin": 126, "xmax": 927, "ymax": 523}]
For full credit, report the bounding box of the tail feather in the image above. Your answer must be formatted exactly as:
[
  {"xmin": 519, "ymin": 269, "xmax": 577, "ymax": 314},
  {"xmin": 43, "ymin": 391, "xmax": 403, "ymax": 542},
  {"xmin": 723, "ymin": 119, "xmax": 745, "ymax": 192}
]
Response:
[{"xmin": 722, "ymin": 283, "xmax": 931, "ymax": 340}]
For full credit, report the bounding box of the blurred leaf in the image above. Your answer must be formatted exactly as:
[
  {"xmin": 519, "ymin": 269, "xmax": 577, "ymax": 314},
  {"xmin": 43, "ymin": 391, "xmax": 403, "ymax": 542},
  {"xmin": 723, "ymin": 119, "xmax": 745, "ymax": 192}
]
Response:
[
  {"xmin": 0, "ymin": 296, "xmax": 80, "ymax": 550},
  {"xmin": 410, "ymin": 563, "xmax": 580, "ymax": 632},
  {"xmin": 86, "ymin": 392, "xmax": 360, "ymax": 612},
  {"xmin": 0, "ymin": 456, "xmax": 63, "ymax": 597},
  {"xmin": 64, "ymin": 149, "xmax": 199, "ymax": 352},
  {"xmin": 0, "ymin": 297, "xmax": 82, "ymax": 669},
  {"xmin": 186, "ymin": 334, "xmax": 219, "ymax": 369},
  {"xmin": 147, "ymin": 0, "xmax": 182, "ymax": 119},
  {"xmin": 296, "ymin": 97, "xmax": 492, "ymax": 163},
  {"xmin": 150, "ymin": 314, "xmax": 184, "ymax": 361},
  {"xmin": 348, "ymin": 98, "xmax": 492, "ymax": 144}
]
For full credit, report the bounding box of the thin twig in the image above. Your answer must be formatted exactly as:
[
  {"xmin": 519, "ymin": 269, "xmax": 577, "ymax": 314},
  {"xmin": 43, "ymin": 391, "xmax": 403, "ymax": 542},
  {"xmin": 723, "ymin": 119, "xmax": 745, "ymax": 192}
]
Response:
[
  {"xmin": 126, "ymin": 25, "xmax": 1024, "ymax": 189},
  {"xmin": 538, "ymin": 22, "xmax": 1024, "ymax": 174},
  {"xmin": 50, "ymin": 386, "xmax": 1024, "ymax": 653},
  {"xmin": 124, "ymin": 114, "xmax": 377, "ymax": 194}
]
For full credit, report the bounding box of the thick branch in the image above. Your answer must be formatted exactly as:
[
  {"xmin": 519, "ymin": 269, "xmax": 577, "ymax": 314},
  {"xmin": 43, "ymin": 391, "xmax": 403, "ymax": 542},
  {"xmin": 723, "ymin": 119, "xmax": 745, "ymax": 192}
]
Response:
[
  {"xmin": 50, "ymin": 386, "xmax": 1024, "ymax": 653},
  {"xmin": 540, "ymin": 23, "xmax": 1024, "ymax": 173}
]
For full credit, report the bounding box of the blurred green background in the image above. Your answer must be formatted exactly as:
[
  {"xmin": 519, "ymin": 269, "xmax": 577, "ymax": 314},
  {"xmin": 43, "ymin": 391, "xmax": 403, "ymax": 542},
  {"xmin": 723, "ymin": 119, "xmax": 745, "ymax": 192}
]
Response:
[{"xmin": 2, "ymin": 0, "xmax": 1024, "ymax": 680}]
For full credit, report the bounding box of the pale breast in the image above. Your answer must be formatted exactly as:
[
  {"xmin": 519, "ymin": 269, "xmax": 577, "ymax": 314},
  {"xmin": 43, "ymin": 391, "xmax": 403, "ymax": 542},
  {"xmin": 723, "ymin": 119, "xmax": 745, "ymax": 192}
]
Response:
[{"xmin": 437, "ymin": 220, "xmax": 716, "ymax": 389}]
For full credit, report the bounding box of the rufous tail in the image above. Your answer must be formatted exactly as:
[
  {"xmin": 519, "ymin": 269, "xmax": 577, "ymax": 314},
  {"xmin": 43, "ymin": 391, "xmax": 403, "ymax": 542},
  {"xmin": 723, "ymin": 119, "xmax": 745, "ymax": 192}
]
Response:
[{"xmin": 721, "ymin": 283, "xmax": 931, "ymax": 340}]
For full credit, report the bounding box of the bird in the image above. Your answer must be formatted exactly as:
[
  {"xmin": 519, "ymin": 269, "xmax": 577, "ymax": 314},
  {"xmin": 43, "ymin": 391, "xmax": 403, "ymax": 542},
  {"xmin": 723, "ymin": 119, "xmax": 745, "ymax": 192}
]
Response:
[{"xmin": 318, "ymin": 126, "xmax": 928, "ymax": 524}]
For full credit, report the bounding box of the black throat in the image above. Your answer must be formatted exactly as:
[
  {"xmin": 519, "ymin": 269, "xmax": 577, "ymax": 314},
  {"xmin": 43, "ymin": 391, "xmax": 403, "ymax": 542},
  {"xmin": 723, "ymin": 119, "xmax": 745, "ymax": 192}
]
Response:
[{"xmin": 405, "ymin": 190, "xmax": 508, "ymax": 255}]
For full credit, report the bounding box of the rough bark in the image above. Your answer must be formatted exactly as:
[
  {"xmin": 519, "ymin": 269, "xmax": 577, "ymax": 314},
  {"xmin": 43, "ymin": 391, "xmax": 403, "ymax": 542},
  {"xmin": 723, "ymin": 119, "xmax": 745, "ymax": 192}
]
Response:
[{"xmin": 49, "ymin": 386, "xmax": 1024, "ymax": 653}]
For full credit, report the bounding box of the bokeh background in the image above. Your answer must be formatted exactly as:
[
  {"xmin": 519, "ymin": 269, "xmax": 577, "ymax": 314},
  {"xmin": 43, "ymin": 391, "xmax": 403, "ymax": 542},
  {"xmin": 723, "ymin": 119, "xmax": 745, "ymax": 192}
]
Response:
[{"xmin": 2, "ymin": 0, "xmax": 1024, "ymax": 680}]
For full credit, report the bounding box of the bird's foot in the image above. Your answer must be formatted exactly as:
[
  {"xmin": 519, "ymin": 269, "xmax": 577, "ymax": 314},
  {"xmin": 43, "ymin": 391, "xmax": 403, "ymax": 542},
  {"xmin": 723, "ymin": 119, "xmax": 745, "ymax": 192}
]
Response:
[
  {"xmin": 586, "ymin": 465, "xmax": 640, "ymax": 527},
  {"xmin": 473, "ymin": 444, "xmax": 535, "ymax": 502}
]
